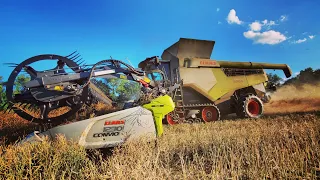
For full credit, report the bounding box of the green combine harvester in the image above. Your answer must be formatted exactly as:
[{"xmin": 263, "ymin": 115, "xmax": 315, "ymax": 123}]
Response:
[{"xmin": 2, "ymin": 37, "xmax": 292, "ymax": 149}]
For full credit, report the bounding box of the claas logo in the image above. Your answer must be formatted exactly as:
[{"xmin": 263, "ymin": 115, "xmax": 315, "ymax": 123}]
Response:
[
  {"xmin": 200, "ymin": 60, "xmax": 216, "ymax": 66},
  {"xmin": 104, "ymin": 120, "xmax": 125, "ymax": 126}
]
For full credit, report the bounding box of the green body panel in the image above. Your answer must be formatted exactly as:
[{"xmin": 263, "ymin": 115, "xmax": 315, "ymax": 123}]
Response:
[
  {"xmin": 179, "ymin": 67, "xmax": 268, "ymax": 102},
  {"xmin": 208, "ymin": 68, "xmax": 267, "ymax": 101}
]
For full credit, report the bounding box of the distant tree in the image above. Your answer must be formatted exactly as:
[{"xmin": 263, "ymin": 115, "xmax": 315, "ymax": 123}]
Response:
[
  {"xmin": 13, "ymin": 74, "xmax": 30, "ymax": 94},
  {"xmin": 283, "ymin": 67, "xmax": 320, "ymax": 85},
  {"xmin": 0, "ymin": 76, "xmax": 6, "ymax": 108},
  {"xmin": 91, "ymin": 77, "xmax": 141, "ymax": 107},
  {"xmin": 105, "ymin": 78, "xmax": 140, "ymax": 102},
  {"xmin": 0, "ymin": 76, "xmax": 3, "ymax": 93},
  {"xmin": 315, "ymin": 69, "xmax": 320, "ymax": 76},
  {"xmin": 267, "ymin": 73, "xmax": 282, "ymax": 86},
  {"xmin": 0, "ymin": 74, "xmax": 31, "ymax": 110},
  {"xmin": 297, "ymin": 67, "xmax": 316, "ymax": 83}
]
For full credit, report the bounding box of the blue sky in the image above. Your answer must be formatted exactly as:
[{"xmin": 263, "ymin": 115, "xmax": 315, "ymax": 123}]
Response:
[{"xmin": 0, "ymin": 0, "xmax": 319, "ymax": 82}]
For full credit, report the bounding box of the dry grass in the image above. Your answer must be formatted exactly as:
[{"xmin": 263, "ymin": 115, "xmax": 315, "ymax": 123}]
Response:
[
  {"xmin": 1, "ymin": 113, "xmax": 320, "ymax": 179},
  {"xmin": 0, "ymin": 83, "xmax": 320, "ymax": 179},
  {"xmin": 0, "ymin": 112, "xmax": 38, "ymax": 145}
]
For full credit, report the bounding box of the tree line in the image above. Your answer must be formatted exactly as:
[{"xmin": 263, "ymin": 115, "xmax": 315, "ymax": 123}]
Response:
[
  {"xmin": 267, "ymin": 67, "xmax": 320, "ymax": 87},
  {"xmin": 0, "ymin": 74, "xmax": 31, "ymax": 109}
]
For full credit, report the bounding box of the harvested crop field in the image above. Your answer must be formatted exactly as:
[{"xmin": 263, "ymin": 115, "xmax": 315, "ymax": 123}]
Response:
[
  {"xmin": 0, "ymin": 83, "xmax": 320, "ymax": 179},
  {"xmin": 1, "ymin": 113, "xmax": 320, "ymax": 179}
]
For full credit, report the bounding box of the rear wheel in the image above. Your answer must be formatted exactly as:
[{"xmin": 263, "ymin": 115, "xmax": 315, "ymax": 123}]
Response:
[
  {"xmin": 236, "ymin": 95, "xmax": 264, "ymax": 118},
  {"xmin": 201, "ymin": 105, "xmax": 220, "ymax": 122}
]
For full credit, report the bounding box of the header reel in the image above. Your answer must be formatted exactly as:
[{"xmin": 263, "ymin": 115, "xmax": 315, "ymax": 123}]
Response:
[
  {"xmin": 3, "ymin": 52, "xmax": 174, "ymax": 127},
  {"xmin": 4, "ymin": 52, "xmax": 90, "ymax": 125}
]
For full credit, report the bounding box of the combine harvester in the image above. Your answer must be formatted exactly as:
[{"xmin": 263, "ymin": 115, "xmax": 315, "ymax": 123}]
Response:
[
  {"xmin": 138, "ymin": 38, "xmax": 292, "ymax": 124},
  {"xmin": 2, "ymin": 37, "xmax": 292, "ymax": 148}
]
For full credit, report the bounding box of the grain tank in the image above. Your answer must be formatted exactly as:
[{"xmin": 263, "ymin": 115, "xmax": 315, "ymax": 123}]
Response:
[{"xmin": 138, "ymin": 38, "xmax": 292, "ymax": 124}]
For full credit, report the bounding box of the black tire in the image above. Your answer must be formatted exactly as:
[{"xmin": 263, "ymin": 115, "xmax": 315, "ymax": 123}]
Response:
[{"xmin": 236, "ymin": 94, "xmax": 264, "ymax": 118}]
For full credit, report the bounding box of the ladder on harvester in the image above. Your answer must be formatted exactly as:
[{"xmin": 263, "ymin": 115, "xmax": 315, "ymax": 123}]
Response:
[{"xmin": 172, "ymin": 80, "xmax": 185, "ymax": 121}]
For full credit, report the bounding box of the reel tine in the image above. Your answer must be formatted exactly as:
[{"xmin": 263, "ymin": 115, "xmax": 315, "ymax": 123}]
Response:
[
  {"xmin": 15, "ymin": 102, "xmax": 22, "ymax": 108},
  {"xmin": 19, "ymin": 103, "xmax": 28, "ymax": 109},
  {"xmin": 3, "ymin": 63, "xmax": 19, "ymax": 65},
  {"xmin": 23, "ymin": 103, "xmax": 31, "ymax": 110},
  {"xmin": 0, "ymin": 81, "xmax": 7, "ymax": 86},
  {"xmin": 4, "ymin": 104, "xmax": 13, "ymax": 113},
  {"xmin": 75, "ymin": 58, "xmax": 83, "ymax": 63},
  {"xmin": 29, "ymin": 104, "xmax": 38, "ymax": 111},
  {"xmin": 8, "ymin": 65, "xmax": 18, "ymax": 68},
  {"xmin": 69, "ymin": 53, "xmax": 80, "ymax": 60},
  {"xmin": 65, "ymin": 50, "xmax": 77, "ymax": 58},
  {"xmin": 71, "ymin": 54, "xmax": 81, "ymax": 61},
  {"xmin": 78, "ymin": 60, "xmax": 85, "ymax": 65}
]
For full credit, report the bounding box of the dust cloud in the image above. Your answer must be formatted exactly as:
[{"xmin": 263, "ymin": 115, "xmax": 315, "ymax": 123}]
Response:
[{"xmin": 264, "ymin": 82, "xmax": 320, "ymax": 114}]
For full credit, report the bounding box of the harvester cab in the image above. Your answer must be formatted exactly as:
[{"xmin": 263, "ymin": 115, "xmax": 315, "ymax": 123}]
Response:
[{"xmin": 138, "ymin": 38, "xmax": 293, "ymax": 125}]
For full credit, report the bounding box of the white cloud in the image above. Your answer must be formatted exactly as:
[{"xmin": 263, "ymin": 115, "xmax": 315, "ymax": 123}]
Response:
[
  {"xmin": 294, "ymin": 72, "xmax": 300, "ymax": 76},
  {"xmin": 292, "ymin": 38, "xmax": 307, "ymax": 44},
  {"xmin": 243, "ymin": 30, "xmax": 287, "ymax": 45},
  {"xmin": 243, "ymin": 17, "xmax": 289, "ymax": 45},
  {"xmin": 227, "ymin": 9, "xmax": 242, "ymax": 25},
  {"xmin": 249, "ymin": 19, "xmax": 277, "ymax": 32},
  {"xmin": 216, "ymin": 8, "xmax": 220, "ymax": 12},
  {"xmin": 269, "ymin": 21, "xmax": 276, "ymax": 26},
  {"xmin": 262, "ymin": 19, "xmax": 268, "ymax": 25},
  {"xmin": 224, "ymin": 10, "xmax": 295, "ymax": 46},
  {"xmin": 249, "ymin": 21, "xmax": 262, "ymax": 31},
  {"xmin": 309, "ymin": 35, "xmax": 315, "ymax": 39},
  {"xmin": 291, "ymin": 35, "xmax": 315, "ymax": 44},
  {"xmin": 280, "ymin": 15, "xmax": 287, "ymax": 22},
  {"xmin": 262, "ymin": 19, "xmax": 276, "ymax": 26}
]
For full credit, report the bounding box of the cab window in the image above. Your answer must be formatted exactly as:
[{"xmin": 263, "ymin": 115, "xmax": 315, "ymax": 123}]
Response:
[{"xmin": 147, "ymin": 72, "xmax": 163, "ymax": 81}]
